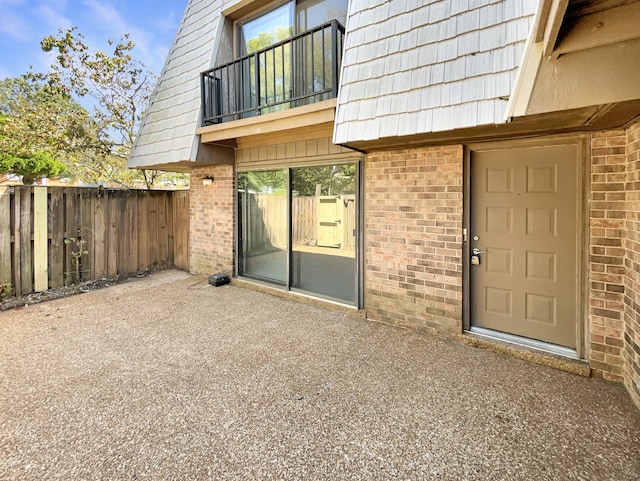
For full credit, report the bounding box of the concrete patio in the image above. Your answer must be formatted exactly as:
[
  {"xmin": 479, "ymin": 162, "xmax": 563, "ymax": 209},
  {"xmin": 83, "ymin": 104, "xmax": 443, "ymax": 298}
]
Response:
[{"xmin": 1, "ymin": 270, "xmax": 639, "ymax": 480}]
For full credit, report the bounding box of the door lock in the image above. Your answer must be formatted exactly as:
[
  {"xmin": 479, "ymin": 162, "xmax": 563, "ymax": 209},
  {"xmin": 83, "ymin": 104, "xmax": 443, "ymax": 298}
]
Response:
[{"xmin": 471, "ymin": 248, "xmax": 486, "ymax": 266}]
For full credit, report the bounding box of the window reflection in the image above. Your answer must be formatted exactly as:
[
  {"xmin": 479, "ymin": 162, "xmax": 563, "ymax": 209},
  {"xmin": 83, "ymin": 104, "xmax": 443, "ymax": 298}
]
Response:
[
  {"xmin": 238, "ymin": 163, "xmax": 358, "ymax": 304},
  {"xmin": 238, "ymin": 170, "xmax": 287, "ymax": 283},
  {"xmin": 291, "ymin": 164, "xmax": 356, "ymax": 302}
]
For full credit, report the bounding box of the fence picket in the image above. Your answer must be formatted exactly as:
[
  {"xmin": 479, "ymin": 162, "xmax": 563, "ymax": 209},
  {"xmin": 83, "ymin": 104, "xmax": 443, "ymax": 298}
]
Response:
[
  {"xmin": 0, "ymin": 187, "xmax": 11, "ymax": 286},
  {"xmin": 12, "ymin": 188, "xmax": 22, "ymax": 296},
  {"xmin": 127, "ymin": 191, "xmax": 139, "ymax": 273},
  {"xmin": 19, "ymin": 187, "xmax": 32, "ymax": 295},
  {"xmin": 147, "ymin": 193, "xmax": 159, "ymax": 268},
  {"xmin": 49, "ymin": 188, "xmax": 65, "ymax": 289},
  {"xmin": 116, "ymin": 191, "xmax": 129, "ymax": 274},
  {"xmin": 1, "ymin": 187, "xmax": 189, "ymax": 298},
  {"xmin": 64, "ymin": 188, "xmax": 80, "ymax": 285},
  {"xmin": 137, "ymin": 193, "xmax": 149, "ymax": 271},
  {"xmin": 79, "ymin": 189, "xmax": 94, "ymax": 282},
  {"xmin": 158, "ymin": 193, "xmax": 168, "ymax": 266},
  {"xmin": 93, "ymin": 189, "xmax": 107, "ymax": 279},
  {"xmin": 107, "ymin": 192, "xmax": 119, "ymax": 278}
]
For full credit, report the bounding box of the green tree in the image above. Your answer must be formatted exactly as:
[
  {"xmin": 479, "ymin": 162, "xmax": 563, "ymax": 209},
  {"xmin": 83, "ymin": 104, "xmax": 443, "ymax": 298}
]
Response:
[
  {"xmin": 0, "ymin": 76, "xmax": 90, "ymax": 183},
  {"xmin": 41, "ymin": 27, "xmax": 162, "ymax": 188},
  {"xmin": 238, "ymin": 170, "xmax": 287, "ymax": 194},
  {"xmin": 0, "ymin": 151, "xmax": 66, "ymax": 185},
  {"xmin": 292, "ymin": 164, "xmax": 355, "ymax": 196}
]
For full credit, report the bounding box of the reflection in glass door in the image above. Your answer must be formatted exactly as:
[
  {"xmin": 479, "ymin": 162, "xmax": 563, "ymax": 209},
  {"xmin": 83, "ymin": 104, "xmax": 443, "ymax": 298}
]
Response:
[
  {"xmin": 291, "ymin": 164, "xmax": 357, "ymax": 302},
  {"xmin": 237, "ymin": 2, "xmax": 294, "ymax": 117},
  {"xmin": 238, "ymin": 170, "xmax": 288, "ymax": 284},
  {"xmin": 238, "ymin": 163, "xmax": 358, "ymax": 304}
]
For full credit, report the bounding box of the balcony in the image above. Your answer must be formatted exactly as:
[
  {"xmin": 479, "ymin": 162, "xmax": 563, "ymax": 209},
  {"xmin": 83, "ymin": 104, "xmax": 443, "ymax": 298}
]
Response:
[{"xmin": 201, "ymin": 20, "xmax": 345, "ymax": 126}]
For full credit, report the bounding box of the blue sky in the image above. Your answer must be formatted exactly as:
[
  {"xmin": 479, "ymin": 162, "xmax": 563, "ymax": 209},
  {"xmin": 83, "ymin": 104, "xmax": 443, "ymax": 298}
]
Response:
[{"xmin": 0, "ymin": 0, "xmax": 185, "ymax": 79}]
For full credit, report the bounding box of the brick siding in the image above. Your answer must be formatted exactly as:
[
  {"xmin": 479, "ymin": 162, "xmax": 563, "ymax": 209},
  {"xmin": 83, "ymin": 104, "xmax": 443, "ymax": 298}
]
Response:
[
  {"xmin": 624, "ymin": 120, "xmax": 640, "ymax": 407},
  {"xmin": 590, "ymin": 130, "xmax": 628, "ymax": 381},
  {"xmin": 364, "ymin": 146, "xmax": 464, "ymax": 335},
  {"xmin": 186, "ymin": 125, "xmax": 640, "ymax": 408},
  {"xmin": 190, "ymin": 165, "xmax": 235, "ymax": 276},
  {"xmin": 589, "ymin": 121, "xmax": 640, "ymax": 407}
]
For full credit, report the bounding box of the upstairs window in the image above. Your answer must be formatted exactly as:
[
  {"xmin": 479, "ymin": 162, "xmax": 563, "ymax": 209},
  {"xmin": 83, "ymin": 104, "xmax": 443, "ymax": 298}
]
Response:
[
  {"xmin": 237, "ymin": 0, "xmax": 348, "ymax": 56},
  {"xmin": 201, "ymin": 0, "xmax": 348, "ymax": 125}
]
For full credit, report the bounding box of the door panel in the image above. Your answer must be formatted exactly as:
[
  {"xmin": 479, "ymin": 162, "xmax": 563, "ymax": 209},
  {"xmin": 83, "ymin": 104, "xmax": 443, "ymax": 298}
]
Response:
[{"xmin": 470, "ymin": 144, "xmax": 579, "ymax": 348}]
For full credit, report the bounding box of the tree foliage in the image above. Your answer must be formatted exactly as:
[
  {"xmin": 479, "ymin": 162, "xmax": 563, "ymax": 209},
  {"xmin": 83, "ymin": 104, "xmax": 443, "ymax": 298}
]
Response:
[
  {"xmin": 0, "ymin": 29, "xmax": 178, "ymax": 188},
  {"xmin": 237, "ymin": 164, "xmax": 356, "ymax": 197},
  {"xmin": 292, "ymin": 164, "xmax": 355, "ymax": 196},
  {"xmin": 0, "ymin": 76, "xmax": 86, "ymax": 183},
  {"xmin": 0, "ymin": 151, "xmax": 66, "ymax": 185},
  {"xmin": 40, "ymin": 27, "xmax": 162, "ymax": 188}
]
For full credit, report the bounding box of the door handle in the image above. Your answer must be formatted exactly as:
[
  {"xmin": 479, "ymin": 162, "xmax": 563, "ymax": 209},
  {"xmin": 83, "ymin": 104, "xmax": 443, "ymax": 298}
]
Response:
[{"xmin": 471, "ymin": 247, "xmax": 485, "ymax": 266}]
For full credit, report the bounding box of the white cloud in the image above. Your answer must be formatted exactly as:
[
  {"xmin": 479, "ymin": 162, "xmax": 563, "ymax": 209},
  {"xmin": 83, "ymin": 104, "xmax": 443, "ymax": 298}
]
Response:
[
  {"xmin": 36, "ymin": 3, "xmax": 72, "ymax": 33},
  {"xmin": 82, "ymin": 0, "xmax": 127, "ymax": 33},
  {"xmin": 153, "ymin": 8, "xmax": 178, "ymax": 33},
  {"xmin": 81, "ymin": 0, "xmax": 163, "ymax": 71},
  {"xmin": 0, "ymin": 9, "xmax": 32, "ymax": 41}
]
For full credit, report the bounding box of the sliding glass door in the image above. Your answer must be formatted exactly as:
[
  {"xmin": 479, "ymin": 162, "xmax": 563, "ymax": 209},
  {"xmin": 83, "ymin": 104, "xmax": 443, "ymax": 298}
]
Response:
[
  {"xmin": 235, "ymin": 0, "xmax": 348, "ymax": 116},
  {"xmin": 238, "ymin": 162, "xmax": 359, "ymax": 304},
  {"xmin": 291, "ymin": 164, "xmax": 356, "ymax": 302},
  {"xmin": 238, "ymin": 170, "xmax": 288, "ymax": 284}
]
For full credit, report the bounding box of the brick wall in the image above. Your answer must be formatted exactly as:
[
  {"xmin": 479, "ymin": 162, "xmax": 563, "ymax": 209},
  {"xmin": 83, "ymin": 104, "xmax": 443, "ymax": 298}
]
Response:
[
  {"xmin": 589, "ymin": 130, "xmax": 628, "ymax": 381},
  {"xmin": 190, "ymin": 164, "xmax": 235, "ymax": 276},
  {"xmin": 624, "ymin": 120, "xmax": 640, "ymax": 407},
  {"xmin": 364, "ymin": 145, "xmax": 464, "ymax": 335}
]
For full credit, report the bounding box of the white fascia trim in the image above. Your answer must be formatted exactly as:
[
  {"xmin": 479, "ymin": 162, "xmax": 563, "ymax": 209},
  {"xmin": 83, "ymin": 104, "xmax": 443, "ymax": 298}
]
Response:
[{"xmin": 504, "ymin": 5, "xmax": 546, "ymax": 121}]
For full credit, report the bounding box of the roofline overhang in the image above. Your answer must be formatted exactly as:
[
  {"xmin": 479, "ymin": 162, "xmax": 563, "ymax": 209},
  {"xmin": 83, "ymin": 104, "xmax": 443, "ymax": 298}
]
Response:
[
  {"xmin": 339, "ymin": 100, "xmax": 640, "ymax": 153},
  {"xmin": 505, "ymin": 0, "xmax": 568, "ymax": 121},
  {"xmin": 507, "ymin": 0, "xmax": 640, "ymax": 122}
]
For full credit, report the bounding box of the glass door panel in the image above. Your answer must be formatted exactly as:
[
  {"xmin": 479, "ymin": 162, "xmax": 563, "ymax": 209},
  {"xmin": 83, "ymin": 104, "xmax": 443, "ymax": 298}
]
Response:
[
  {"xmin": 238, "ymin": 1, "xmax": 294, "ymax": 117},
  {"xmin": 238, "ymin": 2, "xmax": 294, "ymax": 55},
  {"xmin": 238, "ymin": 170, "xmax": 288, "ymax": 284},
  {"xmin": 296, "ymin": 0, "xmax": 348, "ymax": 31},
  {"xmin": 290, "ymin": 164, "xmax": 357, "ymax": 302}
]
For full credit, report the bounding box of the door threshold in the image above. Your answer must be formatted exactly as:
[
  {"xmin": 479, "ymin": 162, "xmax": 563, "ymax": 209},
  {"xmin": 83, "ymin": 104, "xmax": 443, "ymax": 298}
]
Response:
[
  {"xmin": 468, "ymin": 326, "xmax": 580, "ymax": 360},
  {"xmin": 232, "ymin": 277, "xmax": 364, "ymax": 317}
]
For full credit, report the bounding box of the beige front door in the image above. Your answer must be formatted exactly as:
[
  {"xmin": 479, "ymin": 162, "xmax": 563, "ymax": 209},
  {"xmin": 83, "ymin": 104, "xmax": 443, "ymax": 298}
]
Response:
[{"xmin": 470, "ymin": 143, "xmax": 579, "ymax": 348}]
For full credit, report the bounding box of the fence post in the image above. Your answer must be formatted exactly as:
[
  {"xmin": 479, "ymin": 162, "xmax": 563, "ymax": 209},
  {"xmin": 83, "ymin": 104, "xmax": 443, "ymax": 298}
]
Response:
[
  {"xmin": 33, "ymin": 187, "xmax": 48, "ymax": 292},
  {"xmin": 0, "ymin": 187, "xmax": 11, "ymax": 286},
  {"xmin": 49, "ymin": 188, "xmax": 65, "ymax": 289}
]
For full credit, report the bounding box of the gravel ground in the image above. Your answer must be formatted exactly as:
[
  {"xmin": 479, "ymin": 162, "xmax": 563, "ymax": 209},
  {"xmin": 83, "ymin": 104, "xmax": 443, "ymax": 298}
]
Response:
[{"xmin": 1, "ymin": 270, "xmax": 639, "ymax": 481}]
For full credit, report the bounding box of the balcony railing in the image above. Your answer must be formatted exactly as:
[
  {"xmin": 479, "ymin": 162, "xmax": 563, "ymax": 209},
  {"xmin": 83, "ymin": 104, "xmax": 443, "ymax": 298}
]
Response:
[{"xmin": 201, "ymin": 20, "xmax": 345, "ymax": 126}]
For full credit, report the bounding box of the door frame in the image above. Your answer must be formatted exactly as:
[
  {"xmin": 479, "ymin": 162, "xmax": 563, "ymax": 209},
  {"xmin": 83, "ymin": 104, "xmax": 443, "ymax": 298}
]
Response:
[
  {"xmin": 235, "ymin": 158, "xmax": 363, "ymax": 307},
  {"xmin": 462, "ymin": 134, "xmax": 590, "ymax": 359}
]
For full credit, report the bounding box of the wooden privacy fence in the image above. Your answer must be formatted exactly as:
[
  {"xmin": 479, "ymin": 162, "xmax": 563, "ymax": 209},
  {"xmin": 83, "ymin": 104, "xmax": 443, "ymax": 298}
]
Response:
[
  {"xmin": 243, "ymin": 193, "xmax": 356, "ymax": 253},
  {"xmin": 0, "ymin": 186, "xmax": 189, "ymax": 297}
]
